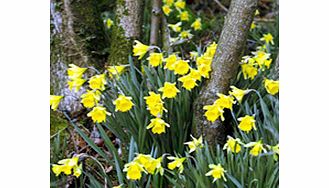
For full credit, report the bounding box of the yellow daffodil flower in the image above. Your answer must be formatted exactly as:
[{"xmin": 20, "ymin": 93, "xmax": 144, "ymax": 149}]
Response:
[
  {"xmin": 229, "ymin": 86, "xmax": 248, "ymax": 103},
  {"xmin": 167, "ymin": 156, "xmax": 186, "ymax": 173},
  {"xmin": 264, "ymin": 78, "xmax": 279, "ymax": 95},
  {"xmin": 80, "ymin": 90, "xmax": 101, "ymax": 108},
  {"xmin": 215, "ymin": 93, "xmax": 236, "ymax": 111},
  {"xmin": 184, "ymin": 135, "xmax": 203, "ymax": 153},
  {"xmin": 223, "ymin": 136, "xmax": 243, "ymax": 153},
  {"xmin": 260, "ymin": 33, "xmax": 274, "ymax": 45},
  {"xmin": 178, "ymin": 75, "xmax": 198, "ymax": 91},
  {"xmin": 189, "ymin": 68, "xmax": 202, "ymax": 81},
  {"xmin": 179, "ymin": 30, "xmax": 193, "ymax": 39},
  {"xmin": 174, "ymin": 59, "xmax": 190, "ymax": 75},
  {"xmin": 241, "ymin": 63, "xmax": 258, "ymax": 80},
  {"xmin": 68, "ymin": 78, "xmax": 86, "ymax": 92},
  {"xmin": 87, "ymin": 106, "xmax": 110, "ymax": 123},
  {"xmin": 52, "ymin": 164, "xmax": 63, "ymax": 176},
  {"xmin": 50, "ymin": 95, "xmax": 63, "ymax": 111},
  {"xmin": 255, "ymin": 9, "xmax": 260, "ymax": 16},
  {"xmin": 238, "ymin": 115, "xmax": 256, "ymax": 133},
  {"xmin": 264, "ymin": 59, "xmax": 272, "ymax": 69},
  {"xmin": 144, "ymin": 91, "xmax": 162, "ymax": 106},
  {"xmin": 158, "ymin": 82, "xmax": 180, "ymax": 99},
  {"xmin": 250, "ymin": 21, "xmax": 256, "ymax": 30},
  {"xmin": 197, "ymin": 63, "xmax": 212, "ymax": 78},
  {"xmin": 168, "ymin": 22, "xmax": 182, "ymax": 33},
  {"xmin": 146, "ymin": 117, "xmax": 170, "ymax": 134},
  {"xmin": 133, "ymin": 40, "xmax": 150, "ymax": 59},
  {"xmin": 191, "ymin": 18, "xmax": 202, "ymax": 31},
  {"xmin": 174, "ymin": 0, "xmax": 186, "ymax": 10},
  {"xmin": 67, "ymin": 64, "xmax": 87, "ymax": 80},
  {"xmin": 164, "ymin": 54, "xmax": 178, "ymax": 70},
  {"xmin": 179, "ymin": 11, "xmax": 189, "ymax": 21},
  {"xmin": 148, "ymin": 103, "xmax": 167, "ymax": 117},
  {"xmin": 113, "ymin": 95, "xmax": 134, "ymax": 112},
  {"xmin": 73, "ymin": 163, "xmax": 83, "ymax": 177},
  {"xmin": 252, "ymin": 50, "xmax": 271, "ymax": 67},
  {"xmin": 147, "ymin": 52, "xmax": 163, "ymax": 67},
  {"xmin": 163, "ymin": 0, "xmax": 174, "ymax": 6},
  {"xmin": 204, "ymin": 42, "xmax": 217, "ymax": 58},
  {"xmin": 162, "ymin": 5, "xmax": 172, "ymax": 16},
  {"xmin": 203, "ymin": 104, "xmax": 225, "ymax": 122},
  {"xmin": 123, "ymin": 161, "xmax": 146, "ymax": 180},
  {"xmin": 89, "ymin": 74, "xmax": 106, "ymax": 91},
  {"xmin": 205, "ymin": 163, "xmax": 227, "ymax": 182},
  {"xmin": 107, "ymin": 65, "xmax": 126, "ymax": 78},
  {"xmin": 106, "ymin": 18, "xmax": 113, "ymax": 29},
  {"xmin": 245, "ymin": 140, "xmax": 266, "ymax": 156}
]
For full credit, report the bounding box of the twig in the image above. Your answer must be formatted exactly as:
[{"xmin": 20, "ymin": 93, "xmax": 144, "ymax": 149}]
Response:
[{"xmin": 214, "ymin": 0, "xmax": 229, "ymax": 12}]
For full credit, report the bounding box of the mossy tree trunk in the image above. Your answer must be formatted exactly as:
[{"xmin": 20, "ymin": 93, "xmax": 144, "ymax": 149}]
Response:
[
  {"xmin": 108, "ymin": 0, "xmax": 144, "ymax": 66},
  {"xmin": 193, "ymin": 0, "xmax": 257, "ymax": 146},
  {"xmin": 50, "ymin": 0, "xmax": 109, "ymax": 113}
]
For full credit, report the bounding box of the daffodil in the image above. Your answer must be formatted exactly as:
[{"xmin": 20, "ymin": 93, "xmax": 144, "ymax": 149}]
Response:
[
  {"xmin": 191, "ymin": 18, "xmax": 202, "ymax": 31},
  {"xmin": 133, "ymin": 40, "xmax": 150, "ymax": 59},
  {"xmin": 179, "ymin": 30, "xmax": 193, "ymax": 39},
  {"xmin": 174, "ymin": 59, "xmax": 190, "ymax": 75},
  {"xmin": 87, "ymin": 106, "xmax": 110, "ymax": 123},
  {"xmin": 73, "ymin": 163, "xmax": 83, "ymax": 177},
  {"xmin": 255, "ymin": 9, "xmax": 260, "ymax": 16},
  {"xmin": 196, "ymin": 55, "xmax": 212, "ymax": 66},
  {"xmin": 204, "ymin": 42, "xmax": 217, "ymax": 58},
  {"xmin": 238, "ymin": 115, "xmax": 256, "ymax": 133},
  {"xmin": 164, "ymin": 54, "xmax": 178, "ymax": 70},
  {"xmin": 167, "ymin": 156, "xmax": 186, "ymax": 173},
  {"xmin": 158, "ymin": 82, "xmax": 180, "ymax": 99},
  {"xmin": 168, "ymin": 22, "xmax": 182, "ymax": 32},
  {"xmin": 163, "ymin": 0, "xmax": 174, "ymax": 6},
  {"xmin": 205, "ymin": 163, "xmax": 227, "ymax": 182},
  {"xmin": 123, "ymin": 161, "xmax": 146, "ymax": 180},
  {"xmin": 106, "ymin": 18, "xmax": 114, "ymax": 29},
  {"xmin": 113, "ymin": 95, "xmax": 134, "ymax": 112},
  {"xmin": 252, "ymin": 50, "xmax": 271, "ymax": 67},
  {"xmin": 179, "ymin": 11, "xmax": 189, "ymax": 21},
  {"xmin": 264, "ymin": 59, "xmax": 272, "ymax": 69},
  {"xmin": 245, "ymin": 140, "xmax": 266, "ymax": 156},
  {"xmin": 250, "ymin": 21, "xmax": 256, "ymax": 30},
  {"xmin": 203, "ymin": 104, "xmax": 225, "ymax": 122},
  {"xmin": 178, "ymin": 75, "xmax": 198, "ymax": 91},
  {"xmin": 52, "ymin": 164, "xmax": 63, "ymax": 176},
  {"xmin": 184, "ymin": 135, "xmax": 203, "ymax": 153},
  {"xmin": 147, "ymin": 52, "xmax": 163, "ymax": 67},
  {"xmin": 89, "ymin": 74, "xmax": 106, "ymax": 91},
  {"xmin": 136, "ymin": 155, "xmax": 163, "ymax": 175},
  {"xmin": 67, "ymin": 64, "xmax": 87, "ymax": 80},
  {"xmin": 146, "ymin": 117, "xmax": 170, "ymax": 134},
  {"xmin": 174, "ymin": 0, "xmax": 186, "ymax": 10},
  {"xmin": 81, "ymin": 90, "xmax": 101, "ymax": 108},
  {"xmin": 148, "ymin": 103, "xmax": 167, "ymax": 117},
  {"xmin": 271, "ymin": 144, "xmax": 279, "ymax": 161},
  {"xmin": 50, "ymin": 95, "xmax": 63, "ymax": 111},
  {"xmin": 260, "ymin": 33, "xmax": 274, "ymax": 45},
  {"xmin": 198, "ymin": 63, "xmax": 212, "ymax": 78},
  {"xmin": 107, "ymin": 65, "xmax": 126, "ymax": 78},
  {"xmin": 241, "ymin": 63, "xmax": 258, "ymax": 80},
  {"xmin": 68, "ymin": 78, "xmax": 86, "ymax": 92},
  {"xmin": 189, "ymin": 68, "xmax": 202, "ymax": 81},
  {"xmin": 144, "ymin": 92, "xmax": 162, "ymax": 106},
  {"xmin": 223, "ymin": 136, "xmax": 243, "ymax": 153},
  {"xmin": 264, "ymin": 78, "xmax": 279, "ymax": 95},
  {"xmin": 54, "ymin": 156, "xmax": 80, "ymax": 176},
  {"xmin": 162, "ymin": 5, "xmax": 172, "ymax": 16},
  {"xmin": 215, "ymin": 93, "xmax": 236, "ymax": 111},
  {"xmin": 229, "ymin": 86, "xmax": 248, "ymax": 103}
]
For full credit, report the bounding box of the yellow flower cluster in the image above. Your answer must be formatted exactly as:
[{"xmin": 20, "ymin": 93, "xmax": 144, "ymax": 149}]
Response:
[
  {"xmin": 67, "ymin": 64, "xmax": 87, "ymax": 92},
  {"xmin": 123, "ymin": 154, "xmax": 164, "ymax": 180},
  {"xmin": 52, "ymin": 156, "xmax": 82, "ymax": 178}
]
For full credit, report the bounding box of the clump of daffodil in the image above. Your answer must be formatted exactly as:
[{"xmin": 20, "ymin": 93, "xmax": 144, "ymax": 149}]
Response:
[
  {"xmin": 229, "ymin": 86, "xmax": 249, "ymax": 103},
  {"xmin": 184, "ymin": 135, "xmax": 203, "ymax": 153},
  {"xmin": 241, "ymin": 63, "xmax": 258, "ymax": 80},
  {"xmin": 135, "ymin": 154, "xmax": 164, "ymax": 175},
  {"xmin": 162, "ymin": 4, "xmax": 172, "ymax": 16},
  {"xmin": 238, "ymin": 115, "xmax": 256, "ymax": 133},
  {"xmin": 264, "ymin": 78, "xmax": 279, "ymax": 95},
  {"xmin": 147, "ymin": 52, "xmax": 163, "ymax": 67},
  {"xmin": 215, "ymin": 93, "xmax": 236, "ymax": 111},
  {"xmin": 252, "ymin": 50, "xmax": 271, "ymax": 68},
  {"xmin": 168, "ymin": 22, "xmax": 182, "ymax": 32},
  {"xmin": 158, "ymin": 82, "xmax": 180, "ymax": 99},
  {"xmin": 174, "ymin": 0, "xmax": 186, "ymax": 10},
  {"xmin": 223, "ymin": 136, "xmax": 243, "ymax": 153},
  {"xmin": 147, "ymin": 117, "xmax": 170, "ymax": 134},
  {"xmin": 245, "ymin": 140, "xmax": 267, "ymax": 156},
  {"xmin": 203, "ymin": 104, "xmax": 225, "ymax": 122},
  {"xmin": 113, "ymin": 95, "xmax": 134, "ymax": 112},
  {"xmin": 106, "ymin": 18, "xmax": 113, "ymax": 29},
  {"xmin": 89, "ymin": 74, "xmax": 106, "ymax": 91},
  {"xmin": 80, "ymin": 90, "xmax": 101, "ymax": 108},
  {"xmin": 68, "ymin": 78, "xmax": 86, "ymax": 92},
  {"xmin": 205, "ymin": 163, "xmax": 227, "ymax": 182},
  {"xmin": 123, "ymin": 161, "xmax": 146, "ymax": 180},
  {"xmin": 174, "ymin": 59, "xmax": 190, "ymax": 75},
  {"xmin": 179, "ymin": 11, "xmax": 189, "ymax": 21},
  {"xmin": 191, "ymin": 18, "xmax": 202, "ymax": 31},
  {"xmin": 178, "ymin": 74, "xmax": 198, "ymax": 91},
  {"xmin": 133, "ymin": 40, "xmax": 150, "ymax": 59},
  {"xmin": 52, "ymin": 156, "xmax": 82, "ymax": 178},
  {"xmin": 260, "ymin": 33, "xmax": 274, "ymax": 45},
  {"xmin": 164, "ymin": 53, "xmax": 178, "ymax": 70},
  {"xmin": 50, "ymin": 95, "xmax": 63, "ymax": 111},
  {"xmin": 87, "ymin": 106, "xmax": 111, "ymax": 123},
  {"xmin": 167, "ymin": 156, "xmax": 186, "ymax": 173},
  {"xmin": 179, "ymin": 30, "xmax": 193, "ymax": 39},
  {"xmin": 144, "ymin": 92, "xmax": 167, "ymax": 117},
  {"xmin": 107, "ymin": 65, "xmax": 126, "ymax": 78},
  {"xmin": 67, "ymin": 64, "xmax": 87, "ymax": 80}
]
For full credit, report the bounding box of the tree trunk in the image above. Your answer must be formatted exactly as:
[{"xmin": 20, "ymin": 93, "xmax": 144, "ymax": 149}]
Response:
[
  {"xmin": 150, "ymin": 0, "xmax": 162, "ymax": 47},
  {"xmin": 193, "ymin": 0, "xmax": 257, "ymax": 146},
  {"xmin": 108, "ymin": 0, "xmax": 144, "ymax": 66}
]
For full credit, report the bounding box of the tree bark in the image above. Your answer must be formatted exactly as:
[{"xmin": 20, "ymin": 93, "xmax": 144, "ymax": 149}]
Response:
[
  {"xmin": 150, "ymin": 0, "xmax": 162, "ymax": 47},
  {"xmin": 193, "ymin": 0, "xmax": 257, "ymax": 146},
  {"xmin": 270, "ymin": 53, "xmax": 279, "ymax": 80},
  {"xmin": 108, "ymin": 0, "xmax": 144, "ymax": 66}
]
